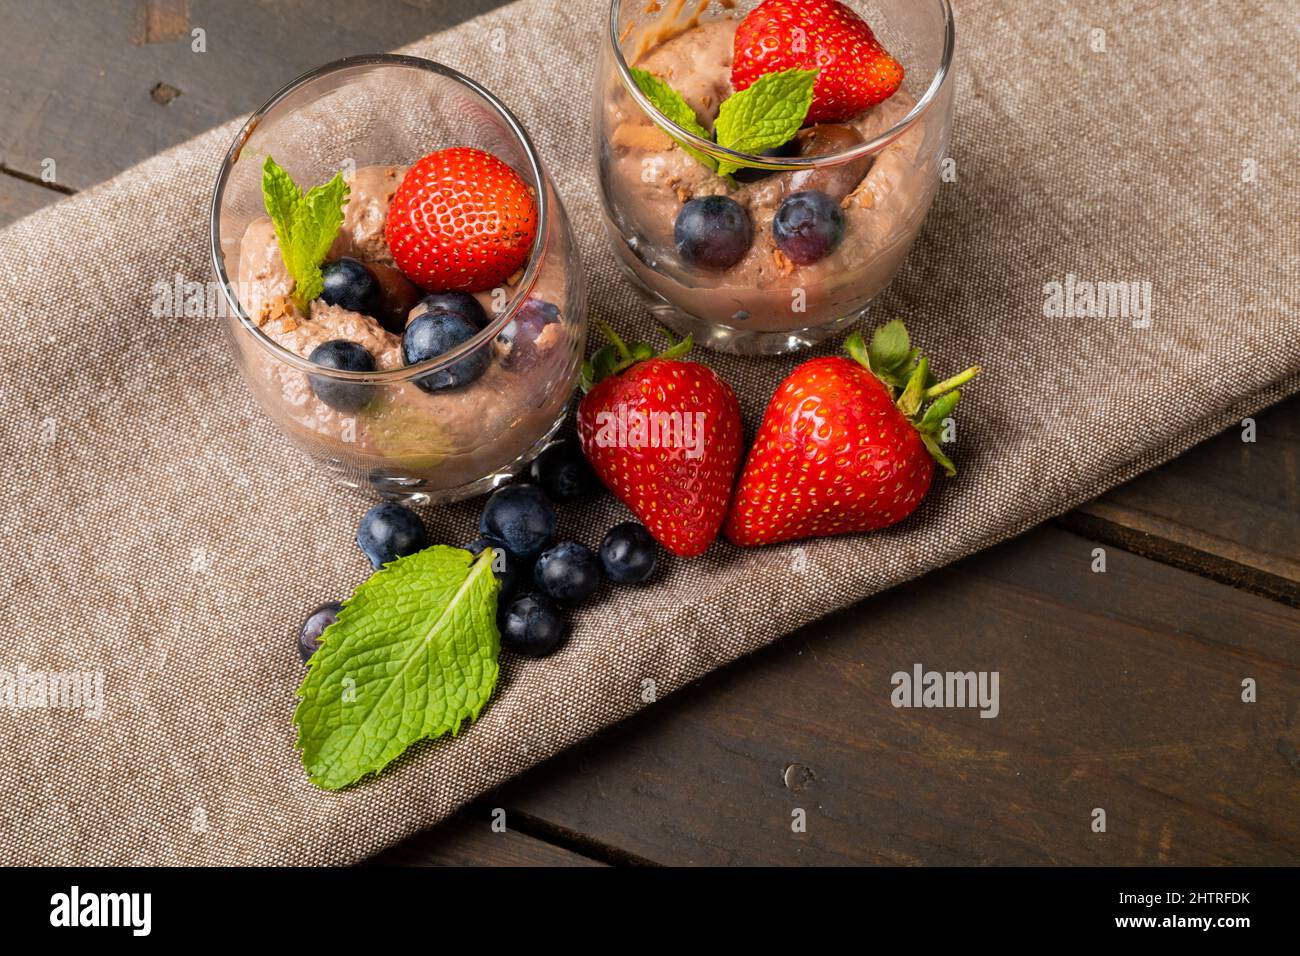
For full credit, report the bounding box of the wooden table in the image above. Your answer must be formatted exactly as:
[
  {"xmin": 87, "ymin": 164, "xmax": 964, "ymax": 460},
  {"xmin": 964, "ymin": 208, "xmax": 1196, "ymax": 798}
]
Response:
[{"xmin": 8, "ymin": 0, "xmax": 1295, "ymax": 867}]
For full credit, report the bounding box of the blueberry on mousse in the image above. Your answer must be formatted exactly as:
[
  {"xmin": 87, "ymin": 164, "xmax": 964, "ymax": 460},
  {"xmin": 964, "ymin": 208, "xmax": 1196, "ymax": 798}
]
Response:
[
  {"xmin": 674, "ymin": 195, "xmax": 753, "ymax": 270},
  {"xmin": 497, "ymin": 298, "xmax": 560, "ymax": 371},
  {"xmin": 298, "ymin": 601, "xmax": 342, "ymax": 662},
  {"xmin": 412, "ymin": 291, "xmax": 489, "ymax": 330},
  {"xmin": 402, "ymin": 309, "xmax": 489, "ymax": 392},
  {"xmin": 529, "ymin": 439, "xmax": 599, "ymax": 503},
  {"xmin": 479, "ymin": 483, "xmax": 556, "ymax": 560},
  {"xmin": 533, "ymin": 541, "xmax": 601, "ymax": 606},
  {"xmin": 731, "ymin": 137, "xmax": 801, "ymax": 184},
  {"xmin": 307, "ymin": 339, "xmax": 376, "ymax": 413},
  {"xmin": 356, "ymin": 502, "xmax": 427, "ymax": 568},
  {"xmin": 320, "ymin": 257, "xmax": 381, "ymax": 317},
  {"xmin": 772, "ymin": 190, "xmax": 845, "ymax": 265},
  {"xmin": 499, "ymin": 592, "xmax": 567, "ymax": 657},
  {"xmin": 598, "ymin": 521, "xmax": 658, "ymax": 585}
]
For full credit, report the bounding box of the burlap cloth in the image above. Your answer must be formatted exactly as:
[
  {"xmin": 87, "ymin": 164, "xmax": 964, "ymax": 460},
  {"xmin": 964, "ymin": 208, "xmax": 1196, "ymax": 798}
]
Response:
[{"xmin": 1, "ymin": 0, "xmax": 1295, "ymax": 865}]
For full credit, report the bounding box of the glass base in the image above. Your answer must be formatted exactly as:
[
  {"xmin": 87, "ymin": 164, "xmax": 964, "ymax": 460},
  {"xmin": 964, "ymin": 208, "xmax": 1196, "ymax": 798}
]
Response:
[
  {"xmin": 611, "ymin": 247, "xmax": 871, "ymax": 356},
  {"xmin": 325, "ymin": 403, "xmax": 570, "ymax": 505}
]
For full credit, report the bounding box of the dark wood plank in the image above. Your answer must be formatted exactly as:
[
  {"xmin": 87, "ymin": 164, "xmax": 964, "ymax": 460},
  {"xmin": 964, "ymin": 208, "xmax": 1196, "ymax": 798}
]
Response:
[
  {"xmin": 0, "ymin": 0, "xmax": 508, "ymax": 192},
  {"xmin": 0, "ymin": 173, "xmax": 63, "ymax": 227},
  {"xmin": 473, "ymin": 526, "xmax": 1300, "ymax": 866},
  {"xmin": 1062, "ymin": 396, "xmax": 1300, "ymax": 605},
  {"xmin": 368, "ymin": 810, "xmax": 606, "ymax": 867}
]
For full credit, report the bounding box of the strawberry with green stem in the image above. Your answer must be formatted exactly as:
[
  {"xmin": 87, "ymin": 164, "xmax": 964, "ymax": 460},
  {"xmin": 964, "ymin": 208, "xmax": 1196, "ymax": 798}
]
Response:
[
  {"xmin": 724, "ymin": 320, "xmax": 979, "ymax": 547},
  {"xmin": 577, "ymin": 323, "xmax": 743, "ymax": 558}
]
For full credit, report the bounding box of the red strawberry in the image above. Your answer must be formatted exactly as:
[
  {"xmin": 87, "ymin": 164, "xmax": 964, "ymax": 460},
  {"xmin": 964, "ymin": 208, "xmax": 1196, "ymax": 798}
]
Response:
[
  {"xmin": 577, "ymin": 325, "xmax": 743, "ymax": 557},
  {"xmin": 385, "ymin": 146, "xmax": 537, "ymax": 293},
  {"xmin": 724, "ymin": 321, "xmax": 979, "ymax": 547},
  {"xmin": 732, "ymin": 0, "xmax": 905, "ymax": 124}
]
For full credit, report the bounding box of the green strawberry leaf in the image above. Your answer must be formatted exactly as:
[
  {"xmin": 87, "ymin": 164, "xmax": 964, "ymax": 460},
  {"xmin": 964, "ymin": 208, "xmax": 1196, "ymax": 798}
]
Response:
[
  {"xmin": 920, "ymin": 431, "xmax": 957, "ymax": 478},
  {"xmin": 862, "ymin": 319, "xmax": 918, "ymax": 389},
  {"xmin": 714, "ymin": 69, "xmax": 818, "ymax": 176},
  {"xmin": 294, "ymin": 545, "xmax": 500, "ymax": 790},
  {"xmin": 628, "ymin": 68, "xmax": 718, "ymax": 172},
  {"xmin": 262, "ymin": 155, "xmax": 349, "ymax": 311},
  {"xmin": 917, "ymin": 390, "xmax": 961, "ymax": 434},
  {"xmin": 845, "ymin": 321, "xmax": 981, "ymax": 477},
  {"xmin": 897, "ymin": 355, "xmax": 930, "ymax": 418}
]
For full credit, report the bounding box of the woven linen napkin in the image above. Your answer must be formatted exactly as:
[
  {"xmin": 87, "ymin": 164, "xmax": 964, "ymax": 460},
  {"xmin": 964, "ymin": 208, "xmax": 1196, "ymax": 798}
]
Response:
[{"xmin": 0, "ymin": 0, "xmax": 1295, "ymax": 865}]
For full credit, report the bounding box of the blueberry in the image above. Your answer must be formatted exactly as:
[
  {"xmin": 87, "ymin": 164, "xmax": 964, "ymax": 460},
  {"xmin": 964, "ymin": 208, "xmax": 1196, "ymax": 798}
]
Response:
[
  {"xmin": 598, "ymin": 522, "xmax": 658, "ymax": 585},
  {"xmin": 497, "ymin": 299, "xmax": 560, "ymax": 371},
  {"xmin": 465, "ymin": 537, "xmax": 527, "ymax": 599},
  {"xmin": 307, "ymin": 339, "xmax": 375, "ymax": 413},
  {"xmin": 674, "ymin": 195, "xmax": 752, "ymax": 270},
  {"xmin": 320, "ymin": 257, "xmax": 380, "ymax": 316},
  {"xmin": 772, "ymin": 190, "xmax": 845, "ymax": 265},
  {"xmin": 732, "ymin": 138, "xmax": 801, "ymax": 184},
  {"xmin": 298, "ymin": 601, "xmax": 342, "ymax": 662},
  {"xmin": 529, "ymin": 440, "xmax": 599, "ymax": 503},
  {"xmin": 499, "ymin": 592, "xmax": 566, "ymax": 657},
  {"xmin": 356, "ymin": 502, "xmax": 426, "ymax": 568},
  {"xmin": 402, "ymin": 311, "xmax": 489, "ymax": 392},
  {"xmin": 479, "ymin": 483, "xmax": 555, "ymax": 560},
  {"xmin": 412, "ymin": 292, "xmax": 489, "ymax": 330},
  {"xmin": 533, "ymin": 541, "xmax": 601, "ymax": 606}
]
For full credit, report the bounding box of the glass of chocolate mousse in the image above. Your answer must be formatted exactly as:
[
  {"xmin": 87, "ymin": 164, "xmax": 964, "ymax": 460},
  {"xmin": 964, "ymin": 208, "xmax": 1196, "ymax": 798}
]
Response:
[
  {"xmin": 212, "ymin": 56, "xmax": 586, "ymax": 503},
  {"xmin": 596, "ymin": 0, "xmax": 954, "ymax": 355}
]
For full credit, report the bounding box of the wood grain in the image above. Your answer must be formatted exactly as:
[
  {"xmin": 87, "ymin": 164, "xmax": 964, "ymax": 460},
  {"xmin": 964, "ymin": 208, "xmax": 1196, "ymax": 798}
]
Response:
[
  {"xmin": 368, "ymin": 810, "xmax": 606, "ymax": 867},
  {"xmin": 483, "ymin": 527, "xmax": 1300, "ymax": 865},
  {"xmin": 0, "ymin": 0, "xmax": 506, "ymax": 192},
  {"xmin": 1062, "ymin": 396, "xmax": 1300, "ymax": 605},
  {"xmin": 0, "ymin": 172, "xmax": 63, "ymax": 227}
]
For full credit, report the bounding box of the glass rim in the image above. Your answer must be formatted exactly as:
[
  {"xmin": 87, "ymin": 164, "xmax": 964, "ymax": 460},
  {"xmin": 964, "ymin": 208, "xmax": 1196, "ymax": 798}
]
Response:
[
  {"xmin": 607, "ymin": 0, "xmax": 955, "ymax": 172},
  {"xmin": 209, "ymin": 53, "xmax": 552, "ymax": 383}
]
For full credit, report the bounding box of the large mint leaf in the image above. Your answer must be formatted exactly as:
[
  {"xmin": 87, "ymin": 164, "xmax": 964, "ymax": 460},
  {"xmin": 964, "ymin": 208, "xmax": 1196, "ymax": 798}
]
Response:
[
  {"xmin": 294, "ymin": 546, "xmax": 500, "ymax": 790},
  {"xmin": 714, "ymin": 69, "xmax": 818, "ymax": 176}
]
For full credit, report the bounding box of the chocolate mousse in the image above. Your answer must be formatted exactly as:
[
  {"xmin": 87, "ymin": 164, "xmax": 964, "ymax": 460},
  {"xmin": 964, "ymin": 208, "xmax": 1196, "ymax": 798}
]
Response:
[
  {"xmin": 235, "ymin": 156, "xmax": 578, "ymax": 498},
  {"xmin": 600, "ymin": 3, "xmax": 938, "ymax": 349}
]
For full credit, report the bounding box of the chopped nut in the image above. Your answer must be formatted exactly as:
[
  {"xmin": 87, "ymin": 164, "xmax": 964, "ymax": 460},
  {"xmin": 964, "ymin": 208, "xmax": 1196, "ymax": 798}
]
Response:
[
  {"xmin": 507, "ymin": 268, "xmax": 525, "ymax": 286},
  {"xmin": 844, "ymin": 181, "xmax": 875, "ymax": 209},
  {"xmin": 675, "ymin": 185, "xmax": 693, "ymax": 204},
  {"xmin": 773, "ymin": 249, "xmax": 795, "ymax": 276},
  {"xmin": 611, "ymin": 122, "xmax": 675, "ymax": 152}
]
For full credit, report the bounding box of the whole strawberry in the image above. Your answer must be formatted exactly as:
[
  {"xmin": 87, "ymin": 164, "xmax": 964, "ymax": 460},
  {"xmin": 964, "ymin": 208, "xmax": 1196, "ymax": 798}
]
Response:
[
  {"xmin": 577, "ymin": 324, "xmax": 743, "ymax": 557},
  {"xmin": 724, "ymin": 321, "xmax": 978, "ymax": 547},
  {"xmin": 385, "ymin": 146, "xmax": 537, "ymax": 293},
  {"xmin": 732, "ymin": 0, "xmax": 904, "ymax": 124}
]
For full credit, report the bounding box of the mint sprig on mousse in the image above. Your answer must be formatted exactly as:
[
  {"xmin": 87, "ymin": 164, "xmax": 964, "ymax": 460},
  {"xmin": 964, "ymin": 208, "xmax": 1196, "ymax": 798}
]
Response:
[
  {"xmin": 629, "ymin": 68, "xmax": 818, "ymax": 178},
  {"xmin": 261, "ymin": 155, "xmax": 349, "ymax": 311}
]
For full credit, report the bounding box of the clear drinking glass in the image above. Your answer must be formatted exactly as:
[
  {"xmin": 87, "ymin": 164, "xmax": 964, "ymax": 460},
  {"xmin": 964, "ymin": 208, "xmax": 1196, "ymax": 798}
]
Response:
[
  {"xmin": 595, "ymin": 0, "xmax": 954, "ymax": 355},
  {"xmin": 212, "ymin": 55, "xmax": 586, "ymax": 503}
]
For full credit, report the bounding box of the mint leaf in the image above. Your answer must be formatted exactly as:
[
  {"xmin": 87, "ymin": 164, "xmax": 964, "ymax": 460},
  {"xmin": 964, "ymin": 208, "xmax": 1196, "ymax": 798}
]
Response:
[
  {"xmin": 294, "ymin": 546, "xmax": 500, "ymax": 790},
  {"xmin": 714, "ymin": 69, "xmax": 818, "ymax": 176},
  {"xmin": 262, "ymin": 155, "xmax": 349, "ymax": 310},
  {"xmin": 628, "ymin": 67, "xmax": 718, "ymax": 172}
]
